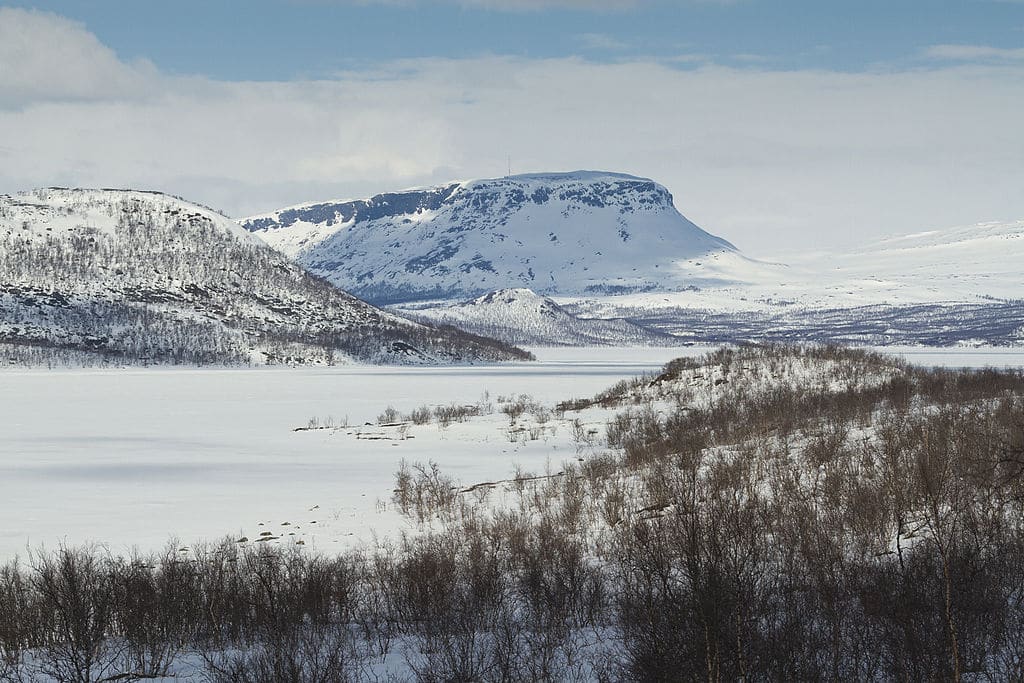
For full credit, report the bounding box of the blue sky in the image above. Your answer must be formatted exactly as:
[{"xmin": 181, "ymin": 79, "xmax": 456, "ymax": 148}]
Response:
[
  {"xmin": 1, "ymin": 2, "xmax": 1023, "ymax": 252},
  {"xmin": 19, "ymin": 0, "xmax": 1024, "ymax": 78}
]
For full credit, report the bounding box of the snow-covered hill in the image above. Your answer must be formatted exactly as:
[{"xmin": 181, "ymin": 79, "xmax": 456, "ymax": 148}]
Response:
[
  {"xmin": 241, "ymin": 171, "xmax": 738, "ymax": 304},
  {"xmin": 0, "ymin": 189, "xmax": 529, "ymax": 366},
  {"xmin": 592, "ymin": 218, "xmax": 1024, "ymax": 312},
  {"xmin": 400, "ymin": 288, "xmax": 683, "ymax": 347},
  {"xmin": 568, "ymin": 219, "xmax": 1024, "ymax": 346},
  {"xmin": 812, "ymin": 219, "xmax": 1024, "ymax": 304}
]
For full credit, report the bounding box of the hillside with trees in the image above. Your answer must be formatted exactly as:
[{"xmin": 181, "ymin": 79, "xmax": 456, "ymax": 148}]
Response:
[{"xmin": 0, "ymin": 189, "xmax": 529, "ymax": 366}]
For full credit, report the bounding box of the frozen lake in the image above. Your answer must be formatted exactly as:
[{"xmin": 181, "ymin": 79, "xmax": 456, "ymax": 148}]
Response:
[
  {"xmin": 2, "ymin": 345, "xmax": 1022, "ymax": 561},
  {"xmin": 0, "ymin": 347, "xmax": 689, "ymax": 561}
]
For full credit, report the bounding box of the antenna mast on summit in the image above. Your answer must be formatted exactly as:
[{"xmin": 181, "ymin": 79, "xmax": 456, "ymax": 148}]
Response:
[{"xmin": 507, "ymin": 156, "xmax": 511, "ymax": 178}]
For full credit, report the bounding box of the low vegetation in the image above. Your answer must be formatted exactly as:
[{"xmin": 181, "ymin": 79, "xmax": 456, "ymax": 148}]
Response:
[{"xmin": 3, "ymin": 345, "xmax": 1024, "ymax": 681}]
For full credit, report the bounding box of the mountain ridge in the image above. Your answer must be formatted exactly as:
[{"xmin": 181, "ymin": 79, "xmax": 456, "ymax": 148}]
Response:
[{"xmin": 241, "ymin": 171, "xmax": 737, "ymax": 304}]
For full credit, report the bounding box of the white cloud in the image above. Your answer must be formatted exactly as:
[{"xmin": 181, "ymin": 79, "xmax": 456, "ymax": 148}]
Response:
[
  {"xmin": 1, "ymin": 10, "xmax": 1023, "ymax": 255},
  {"xmin": 0, "ymin": 8, "xmax": 157, "ymax": 108},
  {"xmin": 924, "ymin": 44, "xmax": 1024, "ymax": 62}
]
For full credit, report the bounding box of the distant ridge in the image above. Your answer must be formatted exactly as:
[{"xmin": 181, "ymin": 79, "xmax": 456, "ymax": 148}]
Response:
[{"xmin": 403, "ymin": 287, "xmax": 683, "ymax": 347}]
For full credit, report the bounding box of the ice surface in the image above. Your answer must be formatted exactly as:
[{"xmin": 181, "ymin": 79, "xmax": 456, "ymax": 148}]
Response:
[{"xmin": 0, "ymin": 347, "xmax": 688, "ymax": 561}]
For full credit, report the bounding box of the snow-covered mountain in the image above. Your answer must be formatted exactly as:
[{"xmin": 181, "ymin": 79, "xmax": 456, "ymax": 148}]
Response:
[
  {"xmin": 401, "ymin": 288, "xmax": 682, "ymax": 347},
  {"xmin": 0, "ymin": 189, "xmax": 529, "ymax": 366},
  {"xmin": 242, "ymin": 170, "xmax": 1022, "ymax": 346},
  {"xmin": 241, "ymin": 171, "xmax": 738, "ymax": 304}
]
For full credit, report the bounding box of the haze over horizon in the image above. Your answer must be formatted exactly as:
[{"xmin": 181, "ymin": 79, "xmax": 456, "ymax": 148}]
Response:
[{"xmin": 1, "ymin": 1, "xmax": 1022, "ymax": 255}]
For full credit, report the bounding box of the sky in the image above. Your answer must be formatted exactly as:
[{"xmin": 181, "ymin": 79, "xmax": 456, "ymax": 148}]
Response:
[{"xmin": 1, "ymin": 0, "xmax": 1022, "ymax": 254}]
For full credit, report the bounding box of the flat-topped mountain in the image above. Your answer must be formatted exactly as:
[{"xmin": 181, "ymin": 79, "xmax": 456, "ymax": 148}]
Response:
[
  {"xmin": 241, "ymin": 171, "xmax": 737, "ymax": 304},
  {"xmin": 0, "ymin": 188, "xmax": 529, "ymax": 366}
]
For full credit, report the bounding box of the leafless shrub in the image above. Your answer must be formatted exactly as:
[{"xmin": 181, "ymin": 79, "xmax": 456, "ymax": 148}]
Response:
[
  {"xmin": 377, "ymin": 406, "xmax": 400, "ymax": 424},
  {"xmin": 202, "ymin": 622, "xmax": 363, "ymax": 683},
  {"xmin": 502, "ymin": 401, "xmax": 527, "ymax": 426},
  {"xmin": 408, "ymin": 405, "xmax": 432, "ymax": 425},
  {"xmin": 112, "ymin": 544, "xmax": 199, "ymax": 678},
  {"xmin": 391, "ymin": 461, "xmax": 459, "ymax": 524},
  {"xmin": 556, "ymin": 397, "xmax": 591, "ymax": 413},
  {"xmin": 433, "ymin": 403, "xmax": 480, "ymax": 428},
  {"xmin": 29, "ymin": 545, "xmax": 123, "ymax": 683},
  {"xmin": 0, "ymin": 559, "xmax": 30, "ymax": 676}
]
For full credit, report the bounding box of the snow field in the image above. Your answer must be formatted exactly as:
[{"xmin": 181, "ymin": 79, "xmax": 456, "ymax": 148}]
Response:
[{"xmin": 0, "ymin": 347, "xmax": 689, "ymax": 561}]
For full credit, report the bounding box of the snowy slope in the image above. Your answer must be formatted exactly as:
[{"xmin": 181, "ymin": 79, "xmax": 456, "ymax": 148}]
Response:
[
  {"xmin": 600, "ymin": 218, "xmax": 1024, "ymax": 313},
  {"xmin": 241, "ymin": 171, "xmax": 738, "ymax": 304},
  {"xmin": 0, "ymin": 188, "xmax": 529, "ymax": 366},
  {"xmin": 567, "ymin": 219, "xmax": 1024, "ymax": 346},
  {"xmin": 811, "ymin": 219, "xmax": 1024, "ymax": 304},
  {"xmin": 399, "ymin": 288, "xmax": 683, "ymax": 347}
]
